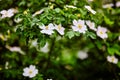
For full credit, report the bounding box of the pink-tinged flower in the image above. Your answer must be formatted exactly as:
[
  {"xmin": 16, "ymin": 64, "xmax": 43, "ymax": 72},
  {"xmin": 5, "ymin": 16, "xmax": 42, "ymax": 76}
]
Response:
[
  {"xmin": 96, "ymin": 26, "xmax": 108, "ymax": 39},
  {"xmin": 88, "ymin": 0, "xmax": 94, "ymax": 2},
  {"xmin": 39, "ymin": 23, "xmax": 55, "ymax": 35},
  {"xmin": 107, "ymin": 55, "xmax": 118, "ymax": 64},
  {"xmin": 116, "ymin": 1, "xmax": 120, "ymax": 7},
  {"xmin": 23, "ymin": 65, "xmax": 38, "ymax": 78},
  {"xmin": 72, "ymin": 19, "xmax": 87, "ymax": 34},
  {"xmin": 55, "ymin": 24, "xmax": 65, "ymax": 35},
  {"xmin": 85, "ymin": 5, "xmax": 96, "ymax": 14},
  {"xmin": 0, "ymin": 8, "xmax": 17, "ymax": 19},
  {"xmin": 86, "ymin": 20, "xmax": 97, "ymax": 31}
]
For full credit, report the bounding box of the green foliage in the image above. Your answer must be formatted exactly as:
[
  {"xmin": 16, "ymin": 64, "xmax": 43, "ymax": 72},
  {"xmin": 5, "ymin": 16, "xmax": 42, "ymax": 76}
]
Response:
[{"xmin": 0, "ymin": 0, "xmax": 120, "ymax": 80}]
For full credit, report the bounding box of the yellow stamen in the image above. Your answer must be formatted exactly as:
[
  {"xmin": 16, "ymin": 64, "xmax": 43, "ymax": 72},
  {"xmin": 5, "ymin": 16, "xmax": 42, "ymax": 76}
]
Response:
[
  {"xmin": 29, "ymin": 70, "xmax": 33, "ymax": 74},
  {"xmin": 100, "ymin": 31, "xmax": 103, "ymax": 34},
  {"xmin": 45, "ymin": 26, "xmax": 49, "ymax": 30},
  {"xmin": 111, "ymin": 57, "xmax": 115, "ymax": 62},
  {"xmin": 58, "ymin": 25, "xmax": 61, "ymax": 30},
  {"xmin": 78, "ymin": 24, "xmax": 82, "ymax": 29}
]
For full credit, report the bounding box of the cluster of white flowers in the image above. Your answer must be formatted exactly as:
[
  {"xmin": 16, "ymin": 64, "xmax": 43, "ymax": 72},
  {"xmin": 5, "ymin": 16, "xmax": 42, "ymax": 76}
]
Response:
[
  {"xmin": 39, "ymin": 23, "xmax": 65, "ymax": 35},
  {"xmin": 38, "ymin": 19, "xmax": 108, "ymax": 40},
  {"xmin": 107, "ymin": 55, "xmax": 118, "ymax": 64},
  {"xmin": 71, "ymin": 19, "xmax": 108, "ymax": 39},
  {"xmin": 0, "ymin": 8, "xmax": 18, "ymax": 19},
  {"xmin": 102, "ymin": 1, "xmax": 120, "ymax": 8},
  {"xmin": 23, "ymin": 65, "xmax": 38, "ymax": 78}
]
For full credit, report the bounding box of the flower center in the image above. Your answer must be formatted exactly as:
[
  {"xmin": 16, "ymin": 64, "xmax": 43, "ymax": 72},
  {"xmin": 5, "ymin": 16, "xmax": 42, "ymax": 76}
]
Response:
[
  {"xmin": 5, "ymin": 12, "xmax": 8, "ymax": 16},
  {"xmin": 90, "ymin": 23, "xmax": 93, "ymax": 27},
  {"xmin": 29, "ymin": 70, "xmax": 33, "ymax": 74},
  {"xmin": 58, "ymin": 25, "xmax": 61, "ymax": 30},
  {"xmin": 111, "ymin": 57, "xmax": 115, "ymax": 62},
  {"xmin": 100, "ymin": 31, "xmax": 103, "ymax": 34},
  {"xmin": 78, "ymin": 24, "xmax": 82, "ymax": 29},
  {"xmin": 45, "ymin": 26, "xmax": 49, "ymax": 30}
]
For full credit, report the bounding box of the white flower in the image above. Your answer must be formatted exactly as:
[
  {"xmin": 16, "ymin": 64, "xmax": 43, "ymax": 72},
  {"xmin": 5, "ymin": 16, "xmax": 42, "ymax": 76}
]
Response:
[
  {"xmin": 0, "ymin": 10, "xmax": 9, "ymax": 18},
  {"xmin": 102, "ymin": 3, "xmax": 113, "ymax": 8},
  {"xmin": 32, "ymin": 9, "xmax": 44, "ymax": 17},
  {"xmin": 39, "ymin": 23, "xmax": 55, "ymax": 35},
  {"xmin": 72, "ymin": 19, "xmax": 87, "ymax": 33},
  {"xmin": 77, "ymin": 50, "xmax": 88, "ymax": 60},
  {"xmin": 0, "ymin": 9, "xmax": 14, "ymax": 18},
  {"xmin": 88, "ymin": 0, "xmax": 93, "ymax": 2},
  {"xmin": 40, "ymin": 42, "xmax": 49, "ymax": 53},
  {"xmin": 23, "ymin": 65, "xmax": 38, "ymax": 78},
  {"xmin": 116, "ymin": 1, "xmax": 120, "ymax": 7},
  {"xmin": 55, "ymin": 24, "xmax": 65, "ymax": 35},
  {"xmin": 85, "ymin": 5, "xmax": 96, "ymax": 14},
  {"xmin": 47, "ymin": 79, "xmax": 52, "ymax": 80},
  {"xmin": 96, "ymin": 26, "xmax": 108, "ymax": 39},
  {"xmin": 107, "ymin": 55, "xmax": 118, "ymax": 64},
  {"xmin": 118, "ymin": 36, "xmax": 120, "ymax": 41},
  {"xmin": 86, "ymin": 20, "xmax": 97, "ymax": 31},
  {"xmin": 6, "ymin": 45, "xmax": 25, "ymax": 55},
  {"xmin": 0, "ymin": 8, "xmax": 18, "ymax": 19},
  {"xmin": 65, "ymin": 5, "xmax": 77, "ymax": 8}
]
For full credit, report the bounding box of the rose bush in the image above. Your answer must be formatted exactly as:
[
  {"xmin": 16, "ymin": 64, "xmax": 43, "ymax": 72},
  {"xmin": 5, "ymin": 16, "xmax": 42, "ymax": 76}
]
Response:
[{"xmin": 0, "ymin": 0, "xmax": 120, "ymax": 80}]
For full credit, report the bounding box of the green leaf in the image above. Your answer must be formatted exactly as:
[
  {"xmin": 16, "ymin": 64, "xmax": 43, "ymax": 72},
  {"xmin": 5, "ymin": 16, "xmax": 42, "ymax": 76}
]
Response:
[
  {"xmin": 40, "ymin": 38, "xmax": 46, "ymax": 47},
  {"xmin": 74, "ymin": 32, "xmax": 80, "ymax": 36},
  {"xmin": 117, "ymin": 62, "xmax": 120, "ymax": 68},
  {"xmin": 107, "ymin": 47, "xmax": 115, "ymax": 55},
  {"xmin": 104, "ymin": 16, "xmax": 114, "ymax": 25},
  {"xmin": 66, "ymin": 31, "xmax": 75, "ymax": 39},
  {"xmin": 107, "ymin": 44, "xmax": 120, "ymax": 55},
  {"xmin": 86, "ymin": 32, "xmax": 96, "ymax": 39},
  {"xmin": 55, "ymin": 8, "xmax": 61, "ymax": 13}
]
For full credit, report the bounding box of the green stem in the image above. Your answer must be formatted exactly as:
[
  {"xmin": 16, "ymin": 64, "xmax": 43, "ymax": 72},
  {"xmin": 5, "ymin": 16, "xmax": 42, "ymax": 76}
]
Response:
[{"xmin": 46, "ymin": 37, "xmax": 55, "ymax": 69}]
